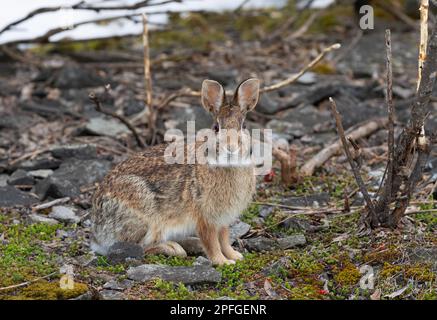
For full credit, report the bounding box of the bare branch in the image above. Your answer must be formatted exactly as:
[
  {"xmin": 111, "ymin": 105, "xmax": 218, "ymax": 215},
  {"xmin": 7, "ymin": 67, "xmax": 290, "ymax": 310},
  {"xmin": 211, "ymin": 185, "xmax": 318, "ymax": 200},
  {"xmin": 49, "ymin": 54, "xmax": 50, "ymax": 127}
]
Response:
[
  {"xmin": 259, "ymin": 43, "xmax": 341, "ymax": 93},
  {"xmin": 328, "ymin": 98, "xmax": 376, "ymax": 216}
]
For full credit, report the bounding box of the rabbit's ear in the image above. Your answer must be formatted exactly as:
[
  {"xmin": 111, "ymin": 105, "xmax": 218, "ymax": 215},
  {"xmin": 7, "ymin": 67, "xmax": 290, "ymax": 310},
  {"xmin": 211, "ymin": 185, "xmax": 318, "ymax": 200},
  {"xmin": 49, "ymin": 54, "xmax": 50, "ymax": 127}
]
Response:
[
  {"xmin": 201, "ymin": 80, "xmax": 225, "ymax": 115},
  {"xmin": 234, "ymin": 78, "xmax": 260, "ymax": 113}
]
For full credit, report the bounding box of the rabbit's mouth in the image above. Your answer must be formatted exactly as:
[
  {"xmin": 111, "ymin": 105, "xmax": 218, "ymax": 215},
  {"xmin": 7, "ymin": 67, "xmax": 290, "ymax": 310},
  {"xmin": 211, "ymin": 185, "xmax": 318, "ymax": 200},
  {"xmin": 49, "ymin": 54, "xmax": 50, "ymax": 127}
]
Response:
[{"xmin": 207, "ymin": 147, "xmax": 252, "ymax": 167}]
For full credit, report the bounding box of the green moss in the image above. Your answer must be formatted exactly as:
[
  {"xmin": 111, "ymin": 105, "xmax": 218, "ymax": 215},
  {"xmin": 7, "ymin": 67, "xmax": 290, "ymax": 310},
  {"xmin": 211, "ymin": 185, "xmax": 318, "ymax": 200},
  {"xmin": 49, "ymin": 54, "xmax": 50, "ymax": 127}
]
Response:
[
  {"xmin": 152, "ymin": 279, "xmax": 195, "ymax": 300},
  {"xmin": 95, "ymin": 256, "xmax": 125, "ymax": 274},
  {"xmin": 6, "ymin": 280, "xmax": 88, "ymax": 300},
  {"xmin": 334, "ymin": 263, "xmax": 361, "ymax": 287},
  {"xmin": 364, "ymin": 246, "xmax": 402, "ymax": 264},
  {"xmin": 144, "ymin": 254, "xmax": 194, "ymax": 267},
  {"xmin": 241, "ymin": 203, "xmax": 260, "ymax": 226},
  {"xmin": 0, "ymin": 221, "xmax": 62, "ymax": 288},
  {"xmin": 380, "ymin": 263, "xmax": 403, "ymax": 279},
  {"xmin": 405, "ymin": 264, "xmax": 435, "ymax": 282},
  {"xmin": 286, "ymin": 283, "xmax": 326, "ymax": 300}
]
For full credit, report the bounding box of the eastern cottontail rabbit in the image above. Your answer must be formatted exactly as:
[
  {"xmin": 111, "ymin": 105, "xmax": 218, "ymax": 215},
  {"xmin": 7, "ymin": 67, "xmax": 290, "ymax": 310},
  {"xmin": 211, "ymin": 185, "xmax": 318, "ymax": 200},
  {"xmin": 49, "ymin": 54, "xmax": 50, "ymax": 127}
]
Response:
[{"xmin": 91, "ymin": 78, "xmax": 260, "ymax": 265}]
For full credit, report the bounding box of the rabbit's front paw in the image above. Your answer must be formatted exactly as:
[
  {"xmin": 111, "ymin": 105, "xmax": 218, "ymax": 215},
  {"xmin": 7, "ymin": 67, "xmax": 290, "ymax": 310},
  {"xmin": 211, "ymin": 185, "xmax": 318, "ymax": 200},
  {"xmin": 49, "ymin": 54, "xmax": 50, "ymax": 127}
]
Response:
[
  {"xmin": 224, "ymin": 249, "xmax": 243, "ymax": 261},
  {"xmin": 211, "ymin": 255, "xmax": 236, "ymax": 266}
]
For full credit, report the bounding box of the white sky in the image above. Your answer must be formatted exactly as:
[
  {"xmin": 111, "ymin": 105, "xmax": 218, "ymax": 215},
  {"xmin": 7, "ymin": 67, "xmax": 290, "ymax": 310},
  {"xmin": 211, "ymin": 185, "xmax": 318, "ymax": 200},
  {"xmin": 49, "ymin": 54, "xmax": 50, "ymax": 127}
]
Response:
[{"xmin": 0, "ymin": 0, "xmax": 333, "ymax": 44}]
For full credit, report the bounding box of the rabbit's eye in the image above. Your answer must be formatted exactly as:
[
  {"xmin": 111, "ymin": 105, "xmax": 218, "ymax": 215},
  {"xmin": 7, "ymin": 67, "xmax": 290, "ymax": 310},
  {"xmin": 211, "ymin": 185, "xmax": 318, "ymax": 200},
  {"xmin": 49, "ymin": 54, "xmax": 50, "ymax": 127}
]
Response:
[
  {"xmin": 242, "ymin": 123, "xmax": 247, "ymax": 129},
  {"xmin": 213, "ymin": 124, "xmax": 219, "ymax": 133}
]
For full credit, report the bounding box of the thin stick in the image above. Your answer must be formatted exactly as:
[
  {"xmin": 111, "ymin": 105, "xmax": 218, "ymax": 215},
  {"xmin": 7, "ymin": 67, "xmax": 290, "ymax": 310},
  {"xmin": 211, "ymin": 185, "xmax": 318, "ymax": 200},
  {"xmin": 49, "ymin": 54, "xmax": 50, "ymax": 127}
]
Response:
[
  {"xmin": 418, "ymin": 0, "xmax": 429, "ymax": 91},
  {"xmin": 88, "ymin": 92, "xmax": 146, "ymax": 148},
  {"xmin": 142, "ymin": 13, "xmax": 155, "ymax": 144},
  {"xmin": 328, "ymin": 97, "xmax": 376, "ymax": 216},
  {"xmin": 385, "ymin": 29, "xmax": 395, "ymax": 206},
  {"xmin": 32, "ymin": 197, "xmax": 71, "ymax": 211},
  {"xmin": 259, "ymin": 43, "xmax": 341, "ymax": 93},
  {"xmin": 0, "ymin": 272, "xmax": 57, "ymax": 292}
]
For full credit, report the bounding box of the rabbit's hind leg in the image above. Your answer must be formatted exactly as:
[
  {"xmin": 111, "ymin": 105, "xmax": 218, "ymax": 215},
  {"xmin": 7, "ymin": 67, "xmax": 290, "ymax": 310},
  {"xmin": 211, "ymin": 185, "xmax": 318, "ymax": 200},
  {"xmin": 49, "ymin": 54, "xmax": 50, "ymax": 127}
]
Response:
[{"xmin": 145, "ymin": 241, "xmax": 187, "ymax": 257}]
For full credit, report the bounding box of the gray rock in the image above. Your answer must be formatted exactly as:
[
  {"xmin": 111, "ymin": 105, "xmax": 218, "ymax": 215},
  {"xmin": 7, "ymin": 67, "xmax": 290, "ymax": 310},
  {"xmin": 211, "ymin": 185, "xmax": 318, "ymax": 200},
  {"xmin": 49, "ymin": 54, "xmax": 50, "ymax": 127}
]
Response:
[
  {"xmin": 103, "ymin": 279, "xmax": 134, "ymax": 291},
  {"xmin": 266, "ymin": 120, "xmax": 305, "ymax": 139},
  {"xmin": 85, "ymin": 118, "xmax": 130, "ymax": 137},
  {"xmin": 53, "ymin": 64, "xmax": 106, "ymax": 89},
  {"xmin": 277, "ymin": 234, "xmax": 306, "ymax": 249},
  {"xmin": 0, "ymin": 174, "xmax": 9, "ymax": 187},
  {"xmin": 7, "ymin": 169, "xmax": 35, "ymax": 185},
  {"xmin": 259, "ymin": 206, "xmax": 274, "ymax": 219},
  {"xmin": 178, "ymin": 237, "xmax": 204, "ymax": 255},
  {"xmin": 75, "ymin": 253, "xmax": 98, "ymax": 267},
  {"xmin": 280, "ymin": 217, "xmax": 323, "ymax": 233},
  {"xmin": 29, "ymin": 213, "xmax": 59, "ymax": 225},
  {"xmin": 262, "ymin": 256, "xmax": 289, "ymax": 276},
  {"xmin": 256, "ymin": 93, "xmax": 281, "ymax": 114},
  {"xmin": 193, "ymin": 256, "xmax": 212, "ymax": 267},
  {"xmin": 35, "ymin": 159, "xmax": 111, "ymax": 199},
  {"xmin": 0, "ymin": 186, "xmax": 38, "ymax": 207},
  {"xmin": 244, "ymin": 235, "xmax": 306, "ymax": 252},
  {"xmin": 127, "ymin": 264, "xmax": 221, "ymax": 285},
  {"xmin": 50, "ymin": 144, "xmax": 97, "ymax": 160},
  {"xmin": 107, "ymin": 242, "xmax": 144, "ymax": 264},
  {"xmin": 11, "ymin": 157, "xmax": 62, "ymax": 171},
  {"xmin": 71, "ymin": 292, "xmax": 93, "ymax": 300},
  {"xmin": 99, "ymin": 289, "xmax": 127, "ymax": 300},
  {"xmin": 282, "ymin": 193, "xmax": 330, "ymax": 207},
  {"xmin": 28, "ymin": 169, "xmax": 53, "ymax": 179},
  {"xmin": 206, "ymin": 69, "xmax": 237, "ymax": 86},
  {"xmin": 173, "ymin": 106, "xmax": 212, "ymax": 133},
  {"xmin": 49, "ymin": 206, "xmax": 80, "ymax": 224},
  {"xmin": 229, "ymin": 220, "xmax": 251, "ymax": 243},
  {"xmin": 243, "ymin": 237, "xmax": 278, "ymax": 252}
]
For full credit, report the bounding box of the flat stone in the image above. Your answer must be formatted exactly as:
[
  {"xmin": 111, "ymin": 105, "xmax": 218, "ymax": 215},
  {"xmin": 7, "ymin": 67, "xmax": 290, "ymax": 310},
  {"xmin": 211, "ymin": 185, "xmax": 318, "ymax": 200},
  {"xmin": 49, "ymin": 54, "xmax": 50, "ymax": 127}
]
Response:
[
  {"xmin": 85, "ymin": 117, "xmax": 130, "ymax": 137},
  {"xmin": 50, "ymin": 144, "xmax": 97, "ymax": 160},
  {"xmin": 281, "ymin": 193, "xmax": 330, "ymax": 208},
  {"xmin": 11, "ymin": 157, "xmax": 62, "ymax": 171},
  {"xmin": 277, "ymin": 234, "xmax": 307, "ymax": 249},
  {"xmin": 29, "ymin": 213, "xmax": 59, "ymax": 225},
  {"xmin": 7, "ymin": 169, "xmax": 35, "ymax": 185},
  {"xmin": 127, "ymin": 264, "xmax": 221, "ymax": 285},
  {"xmin": 0, "ymin": 174, "xmax": 9, "ymax": 187},
  {"xmin": 103, "ymin": 279, "xmax": 134, "ymax": 291},
  {"xmin": 99, "ymin": 289, "xmax": 127, "ymax": 300},
  {"xmin": 35, "ymin": 159, "xmax": 111, "ymax": 199},
  {"xmin": 244, "ymin": 235, "xmax": 306, "ymax": 252},
  {"xmin": 28, "ymin": 169, "xmax": 53, "ymax": 179},
  {"xmin": 107, "ymin": 242, "xmax": 144, "ymax": 264},
  {"xmin": 0, "ymin": 186, "xmax": 38, "ymax": 207},
  {"xmin": 243, "ymin": 237, "xmax": 278, "ymax": 252},
  {"xmin": 49, "ymin": 206, "xmax": 80, "ymax": 224},
  {"xmin": 256, "ymin": 93, "xmax": 281, "ymax": 114},
  {"xmin": 53, "ymin": 64, "xmax": 106, "ymax": 89}
]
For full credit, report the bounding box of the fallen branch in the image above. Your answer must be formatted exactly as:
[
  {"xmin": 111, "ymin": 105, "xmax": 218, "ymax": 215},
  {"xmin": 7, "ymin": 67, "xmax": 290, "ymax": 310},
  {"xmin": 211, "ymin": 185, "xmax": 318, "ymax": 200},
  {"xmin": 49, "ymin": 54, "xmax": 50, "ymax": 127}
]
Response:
[
  {"xmin": 32, "ymin": 197, "xmax": 71, "ymax": 211},
  {"xmin": 88, "ymin": 91, "xmax": 146, "ymax": 148},
  {"xmin": 300, "ymin": 118, "xmax": 388, "ymax": 176}
]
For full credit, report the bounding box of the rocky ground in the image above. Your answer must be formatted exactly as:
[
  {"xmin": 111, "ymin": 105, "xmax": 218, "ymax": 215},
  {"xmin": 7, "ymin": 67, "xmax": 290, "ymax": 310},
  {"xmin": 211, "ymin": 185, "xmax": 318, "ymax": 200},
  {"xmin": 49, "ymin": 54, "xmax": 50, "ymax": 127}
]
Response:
[{"xmin": 0, "ymin": 4, "xmax": 436, "ymax": 300}]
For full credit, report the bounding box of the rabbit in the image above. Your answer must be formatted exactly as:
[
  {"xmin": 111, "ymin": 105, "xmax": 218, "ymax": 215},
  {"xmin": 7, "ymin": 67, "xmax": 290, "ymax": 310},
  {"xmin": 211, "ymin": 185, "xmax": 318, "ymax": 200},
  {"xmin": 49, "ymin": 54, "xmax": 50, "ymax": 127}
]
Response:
[{"xmin": 90, "ymin": 78, "xmax": 260, "ymax": 265}]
